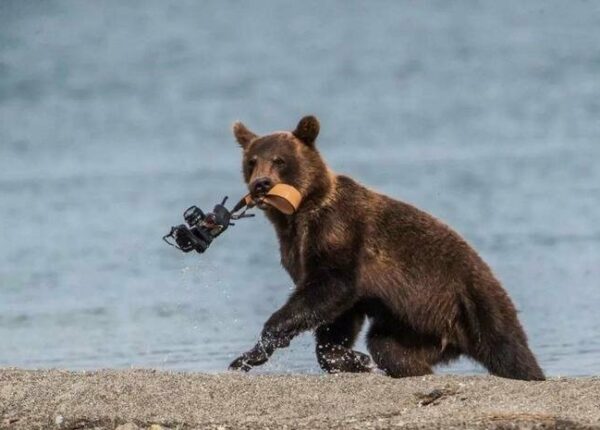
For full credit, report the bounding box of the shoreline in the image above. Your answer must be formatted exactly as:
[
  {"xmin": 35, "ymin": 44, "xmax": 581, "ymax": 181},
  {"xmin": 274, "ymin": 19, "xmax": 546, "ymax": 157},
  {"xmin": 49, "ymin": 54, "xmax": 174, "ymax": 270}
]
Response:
[{"xmin": 1, "ymin": 369, "xmax": 599, "ymax": 429}]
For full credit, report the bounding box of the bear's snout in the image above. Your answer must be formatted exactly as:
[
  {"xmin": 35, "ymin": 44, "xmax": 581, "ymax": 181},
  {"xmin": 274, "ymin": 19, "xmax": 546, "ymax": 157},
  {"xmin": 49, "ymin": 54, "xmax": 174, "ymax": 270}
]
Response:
[{"xmin": 250, "ymin": 177, "xmax": 274, "ymax": 197}]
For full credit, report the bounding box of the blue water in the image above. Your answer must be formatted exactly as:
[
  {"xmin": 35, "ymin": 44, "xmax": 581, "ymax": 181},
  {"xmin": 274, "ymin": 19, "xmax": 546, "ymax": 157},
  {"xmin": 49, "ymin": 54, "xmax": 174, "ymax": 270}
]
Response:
[{"xmin": 1, "ymin": 1, "xmax": 599, "ymax": 376}]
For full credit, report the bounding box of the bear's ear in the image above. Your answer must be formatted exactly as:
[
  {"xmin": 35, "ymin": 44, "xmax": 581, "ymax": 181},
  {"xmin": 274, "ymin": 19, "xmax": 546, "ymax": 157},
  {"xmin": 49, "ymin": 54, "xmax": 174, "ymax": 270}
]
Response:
[
  {"xmin": 292, "ymin": 115, "xmax": 320, "ymax": 147},
  {"xmin": 232, "ymin": 121, "xmax": 257, "ymax": 150}
]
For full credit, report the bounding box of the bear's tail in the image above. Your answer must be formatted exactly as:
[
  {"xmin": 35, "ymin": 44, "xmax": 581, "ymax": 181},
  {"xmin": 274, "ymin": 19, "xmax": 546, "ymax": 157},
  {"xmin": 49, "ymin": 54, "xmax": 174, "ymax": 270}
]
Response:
[{"xmin": 462, "ymin": 275, "xmax": 545, "ymax": 381}]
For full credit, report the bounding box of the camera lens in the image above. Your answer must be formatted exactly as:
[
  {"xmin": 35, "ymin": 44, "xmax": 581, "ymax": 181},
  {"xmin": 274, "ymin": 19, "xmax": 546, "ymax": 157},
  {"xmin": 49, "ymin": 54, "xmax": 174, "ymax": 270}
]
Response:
[
  {"xmin": 174, "ymin": 228, "xmax": 194, "ymax": 250},
  {"xmin": 183, "ymin": 206, "xmax": 205, "ymax": 227}
]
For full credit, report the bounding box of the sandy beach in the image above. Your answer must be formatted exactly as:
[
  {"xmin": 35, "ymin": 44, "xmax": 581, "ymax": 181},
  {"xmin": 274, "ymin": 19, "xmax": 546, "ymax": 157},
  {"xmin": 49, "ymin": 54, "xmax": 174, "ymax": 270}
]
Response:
[{"xmin": 0, "ymin": 369, "xmax": 598, "ymax": 429}]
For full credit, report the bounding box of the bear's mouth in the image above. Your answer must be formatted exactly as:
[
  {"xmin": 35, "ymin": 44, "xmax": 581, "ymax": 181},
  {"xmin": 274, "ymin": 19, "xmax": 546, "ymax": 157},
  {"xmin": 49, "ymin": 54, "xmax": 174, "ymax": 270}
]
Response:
[
  {"xmin": 256, "ymin": 200, "xmax": 270, "ymax": 210},
  {"xmin": 246, "ymin": 193, "xmax": 269, "ymax": 210}
]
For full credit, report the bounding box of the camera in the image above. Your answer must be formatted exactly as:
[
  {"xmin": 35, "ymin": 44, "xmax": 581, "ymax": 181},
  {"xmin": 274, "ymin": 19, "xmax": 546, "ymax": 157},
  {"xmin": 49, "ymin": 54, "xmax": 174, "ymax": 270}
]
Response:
[
  {"xmin": 163, "ymin": 198, "xmax": 232, "ymax": 254},
  {"xmin": 163, "ymin": 196, "xmax": 253, "ymax": 254}
]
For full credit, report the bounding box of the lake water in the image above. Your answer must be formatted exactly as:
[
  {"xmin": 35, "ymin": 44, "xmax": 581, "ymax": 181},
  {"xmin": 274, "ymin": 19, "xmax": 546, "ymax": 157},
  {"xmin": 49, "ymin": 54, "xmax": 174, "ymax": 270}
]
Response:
[{"xmin": 1, "ymin": 1, "xmax": 599, "ymax": 376}]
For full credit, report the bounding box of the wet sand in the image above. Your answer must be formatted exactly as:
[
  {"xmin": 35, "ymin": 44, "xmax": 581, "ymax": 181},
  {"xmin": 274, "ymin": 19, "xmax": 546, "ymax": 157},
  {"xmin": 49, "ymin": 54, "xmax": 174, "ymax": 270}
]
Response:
[{"xmin": 1, "ymin": 369, "xmax": 599, "ymax": 429}]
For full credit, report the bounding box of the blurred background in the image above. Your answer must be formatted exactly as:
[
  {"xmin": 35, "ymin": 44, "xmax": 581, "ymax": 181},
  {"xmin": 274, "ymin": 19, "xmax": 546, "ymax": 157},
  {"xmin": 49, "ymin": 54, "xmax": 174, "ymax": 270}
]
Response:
[{"xmin": 1, "ymin": 1, "xmax": 599, "ymax": 376}]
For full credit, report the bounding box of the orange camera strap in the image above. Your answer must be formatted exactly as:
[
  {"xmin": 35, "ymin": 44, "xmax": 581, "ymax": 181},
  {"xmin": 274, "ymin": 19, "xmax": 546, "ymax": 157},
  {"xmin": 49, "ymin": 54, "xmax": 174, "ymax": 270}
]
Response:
[{"xmin": 232, "ymin": 184, "xmax": 302, "ymax": 216}]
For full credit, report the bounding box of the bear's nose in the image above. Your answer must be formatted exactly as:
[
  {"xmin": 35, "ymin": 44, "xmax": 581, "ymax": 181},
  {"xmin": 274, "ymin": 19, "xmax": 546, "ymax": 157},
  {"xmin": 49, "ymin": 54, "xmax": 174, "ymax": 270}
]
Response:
[{"xmin": 251, "ymin": 177, "xmax": 273, "ymax": 196}]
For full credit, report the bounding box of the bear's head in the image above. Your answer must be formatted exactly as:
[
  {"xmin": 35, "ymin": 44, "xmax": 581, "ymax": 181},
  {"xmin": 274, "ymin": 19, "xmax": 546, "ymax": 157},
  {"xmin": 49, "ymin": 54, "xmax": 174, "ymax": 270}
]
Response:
[{"xmin": 233, "ymin": 115, "xmax": 332, "ymax": 213}]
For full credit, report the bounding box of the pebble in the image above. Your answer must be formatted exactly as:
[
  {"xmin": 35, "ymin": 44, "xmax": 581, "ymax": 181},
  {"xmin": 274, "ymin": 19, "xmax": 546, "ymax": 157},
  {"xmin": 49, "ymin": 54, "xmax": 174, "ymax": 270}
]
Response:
[{"xmin": 115, "ymin": 424, "xmax": 140, "ymax": 430}]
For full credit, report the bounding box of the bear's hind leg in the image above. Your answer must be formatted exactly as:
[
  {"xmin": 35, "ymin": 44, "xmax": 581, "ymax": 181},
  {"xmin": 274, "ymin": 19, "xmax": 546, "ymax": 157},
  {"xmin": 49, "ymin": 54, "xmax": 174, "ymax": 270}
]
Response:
[
  {"xmin": 469, "ymin": 334, "xmax": 545, "ymax": 381},
  {"xmin": 366, "ymin": 322, "xmax": 455, "ymax": 378},
  {"xmin": 315, "ymin": 306, "xmax": 373, "ymax": 373},
  {"xmin": 460, "ymin": 291, "xmax": 545, "ymax": 381}
]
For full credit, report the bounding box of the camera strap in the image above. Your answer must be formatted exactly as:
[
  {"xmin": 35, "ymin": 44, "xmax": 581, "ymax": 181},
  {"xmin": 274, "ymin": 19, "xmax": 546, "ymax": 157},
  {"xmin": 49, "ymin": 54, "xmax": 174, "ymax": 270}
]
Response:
[{"xmin": 232, "ymin": 184, "xmax": 302, "ymax": 216}]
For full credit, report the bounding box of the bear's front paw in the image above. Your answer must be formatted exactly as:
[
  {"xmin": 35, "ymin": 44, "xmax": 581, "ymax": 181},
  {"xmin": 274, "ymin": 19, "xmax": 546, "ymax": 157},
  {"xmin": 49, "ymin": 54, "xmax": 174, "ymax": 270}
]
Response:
[
  {"xmin": 318, "ymin": 347, "xmax": 375, "ymax": 374},
  {"xmin": 228, "ymin": 345, "xmax": 270, "ymax": 372}
]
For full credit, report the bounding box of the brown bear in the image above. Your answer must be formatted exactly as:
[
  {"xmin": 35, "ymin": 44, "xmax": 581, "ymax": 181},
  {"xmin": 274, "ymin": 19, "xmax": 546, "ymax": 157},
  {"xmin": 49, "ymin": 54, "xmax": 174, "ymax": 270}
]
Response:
[{"xmin": 228, "ymin": 115, "xmax": 545, "ymax": 381}]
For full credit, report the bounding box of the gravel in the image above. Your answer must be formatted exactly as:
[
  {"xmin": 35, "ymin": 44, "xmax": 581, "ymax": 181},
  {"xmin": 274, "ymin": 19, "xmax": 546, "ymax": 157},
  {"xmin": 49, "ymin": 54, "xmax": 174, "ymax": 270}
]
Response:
[{"xmin": 1, "ymin": 369, "xmax": 599, "ymax": 429}]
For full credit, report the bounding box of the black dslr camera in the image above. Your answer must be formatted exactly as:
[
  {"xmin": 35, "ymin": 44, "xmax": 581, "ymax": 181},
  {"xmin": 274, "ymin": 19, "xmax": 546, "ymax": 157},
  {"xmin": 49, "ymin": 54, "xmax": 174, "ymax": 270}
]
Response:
[{"xmin": 163, "ymin": 197, "xmax": 252, "ymax": 254}]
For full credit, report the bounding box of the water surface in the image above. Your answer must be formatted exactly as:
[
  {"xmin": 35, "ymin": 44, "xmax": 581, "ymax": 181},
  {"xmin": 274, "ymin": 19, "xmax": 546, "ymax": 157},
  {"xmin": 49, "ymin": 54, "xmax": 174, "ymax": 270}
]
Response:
[{"xmin": 1, "ymin": 1, "xmax": 599, "ymax": 376}]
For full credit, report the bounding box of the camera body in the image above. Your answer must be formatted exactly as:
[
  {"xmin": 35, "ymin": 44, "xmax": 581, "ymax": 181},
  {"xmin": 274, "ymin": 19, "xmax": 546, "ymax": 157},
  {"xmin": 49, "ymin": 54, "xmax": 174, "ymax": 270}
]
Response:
[{"xmin": 164, "ymin": 200, "xmax": 233, "ymax": 254}]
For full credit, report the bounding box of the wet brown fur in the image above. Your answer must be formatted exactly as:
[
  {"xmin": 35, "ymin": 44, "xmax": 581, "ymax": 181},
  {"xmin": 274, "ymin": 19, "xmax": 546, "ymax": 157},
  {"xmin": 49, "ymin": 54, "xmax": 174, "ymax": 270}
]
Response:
[{"xmin": 229, "ymin": 116, "xmax": 545, "ymax": 381}]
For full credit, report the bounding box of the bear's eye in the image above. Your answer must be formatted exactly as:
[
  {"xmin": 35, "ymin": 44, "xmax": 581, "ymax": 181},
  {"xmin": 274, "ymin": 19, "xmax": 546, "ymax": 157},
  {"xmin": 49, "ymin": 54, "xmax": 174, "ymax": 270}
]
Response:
[
  {"xmin": 247, "ymin": 158, "xmax": 257, "ymax": 169},
  {"xmin": 273, "ymin": 157, "xmax": 285, "ymax": 167}
]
